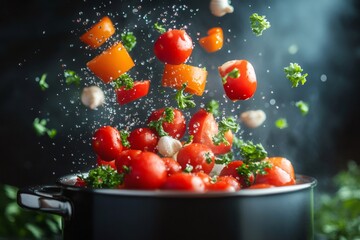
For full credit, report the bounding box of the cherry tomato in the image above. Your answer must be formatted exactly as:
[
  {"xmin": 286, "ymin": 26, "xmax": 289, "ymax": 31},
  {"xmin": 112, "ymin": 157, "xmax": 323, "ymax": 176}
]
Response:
[
  {"xmin": 128, "ymin": 127, "xmax": 159, "ymax": 152},
  {"xmin": 116, "ymin": 80, "xmax": 150, "ymax": 105},
  {"xmin": 74, "ymin": 177, "xmax": 86, "ymax": 187},
  {"xmin": 124, "ymin": 152, "xmax": 167, "ymax": 189},
  {"xmin": 115, "ymin": 149, "xmax": 142, "ymax": 174},
  {"xmin": 193, "ymin": 172, "xmax": 212, "ymax": 188},
  {"xmin": 92, "ymin": 126, "xmax": 123, "ymax": 161},
  {"xmin": 188, "ymin": 109, "xmax": 233, "ymax": 155},
  {"xmin": 176, "ymin": 143, "xmax": 215, "ymax": 174},
  {"xmin": 218, "ymin": 60, "xmax": 257, "ymax": 101},
  {"xmin": 208, "ymin": 176, "xmax": 241, "ymax": 192},
  {"xmin": 96, "ymin": 156, "xmax": 116, "ymax": 170},
  {"xmin": 162, "ymin": 157, "xmax": 182, "ymax": 176},
  {"xmin": 248, "ymin": 183, "xmax": 275, "ymax": 189},
  {"xmin": 147, "ymin": 108, "xmax": 186, "ymax": 139},
  {"xmin": 255, "ymin": 157, "xmax": 296, "ymax": 186},
  {"xmin": 162, "ymin": 172, "xmax": 205, "ymax": 192},
  {"xmin": 219, "ymin": 160, "xmax": 254, "ymax": 188},
  {"xmin": 154, "ymin": 29, "xmax": 193, "ymax": 65}
]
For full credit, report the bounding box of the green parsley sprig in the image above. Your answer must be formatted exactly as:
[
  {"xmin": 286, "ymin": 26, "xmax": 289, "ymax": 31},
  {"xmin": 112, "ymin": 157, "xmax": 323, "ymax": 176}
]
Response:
[
  {"xmin": 64, "ymin": 70, "xmax": 81, "ymax": 86},
  {"xmin": 275, "ymin": 118, "xmax": 288, "ymax": 129},
  {"xmin": 215, "ymin": 151, "xmax": 234, "ymax": 165},
  {"xmin": 183, "ymin": 164, "xmax": 193, "ymax": 173},
  {"xmin": 236, "ymin": 161, "xmax": 272, "ymax": 186},
  {"xmin": 79, "ymin": 165, "xmax": 123, "ymax": 189},
  {"xmin": 212, "ymin": 117, "xmax": 240, "ymax": 146},
  {"xmin": 154, "ymin": 22, "xmax": 166, "ymax": 34},
  {"xmin": 175, "ymin": 84, "xmax": 196, "ymax": 109},
  {"xmin": 114, "ymin": 73, "xmax": 134, "ymax": 90},
  {"xmin": 148, "ymin": 107, "xmax": 175, "ymax": 137},
  {"xmin": 236, "ymin": 139, "xmax": 268, "ymax": 162},
  {"xmin": 205, "ymin": 100, "xmax": 220, "ymax": 116},
  {"xmin": 295, "ymin": 100, "xmax": 309, "ymax": 116},
  {"xmin": 250, "ymin": 13, "xmax": 271, "ymax": 36},
  {"xmin": 33, "ymin": 118, "xmax": 57, "ymax": 138},
  {"xmin": 221, "ymin": 68, "xmax": 240, "ymax": 84},
  {"xmin": 119, "ymin": 130, "xmax": 131, "ymax": 148},
  {"xmin": 121, "ymin": 32, "xmax": 137, "ymax": 51},
  {"xmin": 37, "ymin": 73, "xmax": 49, "ymax": 91},
  {"xmin": 284, "ymin": 63, "xmax": 308, "ymax": 87}
]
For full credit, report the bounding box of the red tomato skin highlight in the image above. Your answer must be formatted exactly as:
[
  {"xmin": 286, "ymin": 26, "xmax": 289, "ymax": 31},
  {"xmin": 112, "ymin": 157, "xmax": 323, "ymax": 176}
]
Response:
[
  {"xmin": 162, "ymin": 173, "xmax": 206, "ymax": 192},
  {"xmin": 124, "ymin": 152, "xmax": 167, "ymax": 190},
  {"xmin": 147, "ymin": 108, "xmax": 186, "ymax": 140},
  {"xmin": 128, "ymin": 128, "xmax": 159, "ymax": 152},
  {"xmin": 176, "ymin": 143, "xmax": 215, "ymax": 174},
  {"xmin": 188, "ymin": 109, "xmax": 233, "ymax": 155},
  {"xmin": 96, "ymin": 156, "xmax": 116, "ymax": 170},
  {"xmin": 218, "ymin": 60, "xmax": 257, "ymax": 101},
  {"xmin": 92, "ymin": 126, "xmax": 123, "ymax": 161},
  {"xmin": 162, "ymin": 158, "xmax": 182, "ymax": 176},
  {"xmin": 116, "ymin": 80, "xmax": 150, "ymax": 105},
  {"xmin": 115, "ymin": 150, "xmax": 142, "ymax": 174},
  {"xmin": 154, "ymin": 29, "xmax": 193, "ymax": 65}
]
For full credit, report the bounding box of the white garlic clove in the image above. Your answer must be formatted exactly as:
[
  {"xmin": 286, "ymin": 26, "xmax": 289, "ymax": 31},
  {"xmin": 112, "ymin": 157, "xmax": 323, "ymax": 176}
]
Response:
[
  {"xmin": 157, "ymin": 136, "xmax": 183, "ymax": 158},
  {"xmin": 210, "ymin": 0, "xmax": 234, "ymax": 17},
  {"xmin": 81, "ymin": 86, "xmax": 105, "ymax": 110},
  {"xmin": 210, "ymin": 163, "xmax": 226, "ymax": 176},
  {"xmin": 240, "ymin": 110, "xmax": 266, "ymax": 128}
]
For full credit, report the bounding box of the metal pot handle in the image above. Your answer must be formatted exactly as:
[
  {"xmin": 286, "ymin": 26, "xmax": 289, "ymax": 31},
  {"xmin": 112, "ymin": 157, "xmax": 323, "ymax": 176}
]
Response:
[{"xmin": 17, "ymin": 185, "xmax": 72, "ymax": 220}]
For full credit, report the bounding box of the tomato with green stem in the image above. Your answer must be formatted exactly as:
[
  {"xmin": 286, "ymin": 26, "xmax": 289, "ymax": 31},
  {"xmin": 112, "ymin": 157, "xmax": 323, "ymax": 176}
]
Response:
[
  {"xmin": 255, "ymin": 157, "xmax": 296, "ymax": 186},
  {"xmin": 219, "ymin": 160, "xmax": 254, "ymax": 188},
  {"xmin": 92, "ymin": 126, "xmax": 123, "ymax": 161},
  {"xmin": 218, "ymin": 60, "xmax": 257, "ymax": 101},
  {"xmin": 115, "ymin": 149, "xmax": 141, "ymax": 174}
]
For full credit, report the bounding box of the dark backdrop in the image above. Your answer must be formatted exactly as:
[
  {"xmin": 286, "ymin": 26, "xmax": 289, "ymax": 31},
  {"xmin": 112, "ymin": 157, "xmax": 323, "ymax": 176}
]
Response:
[{"xmin": 0, "ymin": 0, "xmax": 359, "ymax": 188}]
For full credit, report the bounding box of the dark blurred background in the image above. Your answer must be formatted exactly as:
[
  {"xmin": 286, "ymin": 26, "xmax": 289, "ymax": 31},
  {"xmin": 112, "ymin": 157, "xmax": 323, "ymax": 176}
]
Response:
[{"xmin": 0, "ymin": 0, "xmax": 359, "ymax": 190}]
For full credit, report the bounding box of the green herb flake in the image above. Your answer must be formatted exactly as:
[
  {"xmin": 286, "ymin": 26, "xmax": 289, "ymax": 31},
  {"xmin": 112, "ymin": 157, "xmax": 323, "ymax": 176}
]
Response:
[
  {"xmin": 215, "ymin": 151, "xmax": 234, "ymax": 165},
  {"xmin": 79, "ymin": 165, "xmax": 123, "ymax": 189},
  {"xmin": 237, "ymin": 140, "xmax": 268, "ymax": 163},
  {"xmin": 212, "ymin": 117, "xmax": 240, "ymax": 146},
  {"xmin": 163, "ymin": 107, "xmax": 175, "ymax": 123},
  {"xmin": 148, "ymin": 107, "xmax": 174, "ymax": 137},
  {"xmin": 120, "ymin": 130, "xmax": 131, "ymax": 148},
  {"xmin": 185, "ymin": 135, "xmax": 194, "ymax": 145},
  {"xmin": 175, "ymin": 84, "xmax": 196, "ymax": 110},
  {"xmin": 221, "ymin": 68, "xmax": 241, "ymax": 84},
  {"xmin": 114, "ymin": 73, "xmax": 134, "ymax": 90},
  {"xmin": 250, "ymin": 13, "xmax": 271, "ymax": 36},
  {"xmin": 236, "ymin": 161, "xmax": 272, "ymax": 186},
  {"xmin": 204, "ymin": 152, "xmax": 213, "ymax": 164},
  {"xmin": 183, "ymin": 164, "xmax": 193, "ymax": 173},
  {"xmin": 205, "ymin": 100, "xmax": 220, "ymax": 116},
  {"xmin": 284, "ymin": 63, "xmax": 308, "ymax": 88},
  {"xmin": 275, "ymin": 118, "xmax": 288, "ymax": 129},
  {"xmin": 121, "ymin": 32, "xmax": 137, "ymax": 51},
  {"xmin": 37, "ymin": 73, "xmax": 49, "ymax": 91},
  {"xmin": 154, "ymin": 22, "xmax": 166, "ymax": 34},
  {"xmin": 64, "ymin": 70, "xmax": 81, "ymax": 86},
  {"xmin": 295, "ymin": 100, "xmax": 309, "ymax": 116},
  {"xmin": 33, "ymin": 118, "xmax": 57, "ymax": 138}
]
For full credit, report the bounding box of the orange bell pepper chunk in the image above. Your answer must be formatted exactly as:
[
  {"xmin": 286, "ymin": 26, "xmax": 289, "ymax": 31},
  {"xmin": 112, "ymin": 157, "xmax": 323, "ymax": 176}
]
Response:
[
  {"xmin": 199, "ymin": 27, "xmax": 223, "ymax": 53},
  {"xmin": 87, "ymin": 42, "xmax": 135, "ymax": 84},
  {"xmin": 162, "ymin": 64, "xmax": 207, "ymax": 96},
  {"xmin": 80, "ymin": 16, "xmax": 116, "ymax": 49}
]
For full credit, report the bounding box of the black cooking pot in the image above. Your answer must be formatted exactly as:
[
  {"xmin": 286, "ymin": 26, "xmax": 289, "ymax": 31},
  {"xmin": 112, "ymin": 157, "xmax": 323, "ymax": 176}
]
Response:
[{"xmin": 17, "ymin": 174, "xmax": 316, "ymax": 240}]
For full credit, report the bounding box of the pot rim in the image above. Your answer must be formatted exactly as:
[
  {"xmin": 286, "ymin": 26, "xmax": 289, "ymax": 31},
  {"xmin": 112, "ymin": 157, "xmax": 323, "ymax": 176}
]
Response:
[{"xmin": 57, "ymin": 173, "xmax": 317, "ymax": 198}]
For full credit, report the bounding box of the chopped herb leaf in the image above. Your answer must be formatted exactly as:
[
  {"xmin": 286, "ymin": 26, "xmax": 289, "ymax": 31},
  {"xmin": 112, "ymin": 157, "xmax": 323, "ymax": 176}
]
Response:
[
  {"xmin": 213, "ymin": 117, "xmax": 240, "ymax": 146},
  {"xmin": 275, "ymin": 118, "xmax": 288, "ymax": 129},
  {"xmin": 64, "ymin": 70, "xmax": 81, "ymax": 86},
  {"xmin": 215, "ymin": 151, "xmax": 234, "ymax": 165},
  {"xmin": 163, "ymin": 107, "xmax": 175, "ymax": 123},
  {"xmin": 119, "ymin": 130, "xmax": 131, "ymax": 148},
  {"xmin": 205, "ymin": 100, "xmax": 219, "ymax": 116},
  {"xmin": 185, "ymin": 135, "xmax": 194, "ymax": 145},
  {"xmin": 154, "ymin": 22, "xmax": 166, "ymax": 34},
  {"xmin": 175, "ymin": 84, "xmax": 196, "ymax": 109},
  {"xmin": 236, "ymin": 161, "xmax": 272, "ymax": 186},
  {"xmin": 33, "ymin": 118, "xmax": 57, "ymax": 139},
  {"xmin": 114, "ymin": 73, "xmax": 134, "ymax": 90},
  {"xmin": 183, "ymin": 164, "xmax": 193, "ymax": 173},
  {"xmin": 221, "ymin": 68, "xmax": 241, "ymax": 84},
  {"xmin": 237, "ymin": 140, "xmax": 268, "ymax": 163},
  {"xmin": 121, "ymin": 32, "xmax": 137, "ymax": 51},
  {"xmin": 284, "ymin": 63, "xmax": 308, "ymax": 88},
  {"xmin": 250, "ymin": 13, "xmax": 271, "ymax": 36},
  {"xmin": 122, "ymin": 165, "xmax": 131, "ymax": 174},
  {"xmin": 37, "ymin": 73, "xmax": 48, "ymax": 91},
  {"xmin": 79, "ymin": 165, "xmax": 123, "ymax": 188},
  {"xmin": 204, "ymin": 152, "xmax": 213, "ymax": 164},
  {"xmin": 148, "ymin": 107, "xmax": 174, "ymax": 137},
  {"xmin": 295, "ymin": 100, "xmax": 309, "ymax": 116}
]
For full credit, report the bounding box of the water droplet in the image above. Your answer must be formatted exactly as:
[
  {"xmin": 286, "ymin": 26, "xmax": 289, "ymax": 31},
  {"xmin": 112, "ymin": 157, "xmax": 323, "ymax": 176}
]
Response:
[{"xmin": 320, "ymin": 74, "xmax": 327, "ymax": 82}]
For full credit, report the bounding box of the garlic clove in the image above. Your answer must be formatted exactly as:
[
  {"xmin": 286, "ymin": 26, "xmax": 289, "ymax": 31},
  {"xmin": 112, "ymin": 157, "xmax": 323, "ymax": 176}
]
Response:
[
  {"xmin": 210, "ymin": 0, "xmax": 234, "ymax": 17},
  {"xmin": 240, "ymin": 110, "xmax": 266, "ymax": 128},
  {"xmin": 157, "ymin": 136, "xmax": 183, "ymax": 158},
  {"xmin": 81, "ymin": 86, "xmax": 105, "ymax": 110}
]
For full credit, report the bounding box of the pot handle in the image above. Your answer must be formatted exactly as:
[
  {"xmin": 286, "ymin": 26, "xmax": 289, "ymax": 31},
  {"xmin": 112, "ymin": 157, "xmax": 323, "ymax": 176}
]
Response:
[{"xmin": 17, "ymin": 185, "xmax": 72, "ymax": 220}]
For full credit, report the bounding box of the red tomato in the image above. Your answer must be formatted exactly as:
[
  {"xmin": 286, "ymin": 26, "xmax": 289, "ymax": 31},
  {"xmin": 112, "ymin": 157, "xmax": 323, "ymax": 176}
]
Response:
[
  {"xmin": 248, "ymin": 183, "xmax": 275, "ymax": 189},
  {"xmin": 116, "ymin": 80, "xmax": 150, "ymax": 105},
  {"xmin": 162, "ymin": 172, "xmax": 205, "ymax": 192},
  {"xmin": 96, "ymin": 156, "xmax": 116, "ymax": 170},
  {"xmin": 176, "ymin": 143, "xmax": 215, "ymax": 174},
  {"xmin": 188, "ymin": 109, "xmax": 233, "ymax": 155},
  {"xmin": 92, "ymin": 126, "xmax": 123, "ymax": 161},
  {"xmin": 128, "ymin": 128, "xmax": 159, "ymax": 152},
  {"xmin": 208, "ymin": 176, "xmax": 241, "ymax": 192},
  {"xmin": 124, "ymin": 152, "xmax": 167, "ymax": 189},
  {"xmin": 255, "ymin": 157, "xmax": 296, "ymax": 186},
  {"xmin": 147, "ymin": 108, "xmax": 186, "ymax": 139},
  {"xmin": 162, "ymin": 157, "xmax": 182, "ymax": 176},
  {"xmin": 74, "ymin": 177, "xmax": 86, "ymax": 187},
  {"xmin": 218, "ymin": 60, "xmax": 257, "ymax": 101},
  {"xmin": 193, "ymin": 172, "xmax": 212, "ymax": 188},
  {"xmin": 115, "ymin": 149, "xmax": 142, "ymax": 174},
  {"xmin": 219, "ymin": 160, "xmax": 254, "ymax": 188},
  {"xmin": 154, "ymin": 29, "xmax": 193, "ymax": 65}
]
